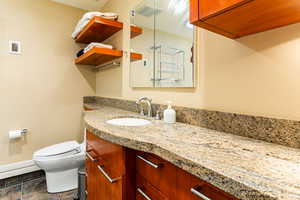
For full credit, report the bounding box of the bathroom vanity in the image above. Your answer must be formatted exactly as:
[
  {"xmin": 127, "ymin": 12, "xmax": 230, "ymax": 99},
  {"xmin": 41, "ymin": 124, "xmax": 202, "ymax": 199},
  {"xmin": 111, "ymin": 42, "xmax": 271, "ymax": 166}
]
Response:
[
  {"xmin": 83, "ymin": 104, "xmax": 300, "ymax": 200},
  {"xmin": 86, "ymin": 130, "xmax": 237, "ymax": 200}
]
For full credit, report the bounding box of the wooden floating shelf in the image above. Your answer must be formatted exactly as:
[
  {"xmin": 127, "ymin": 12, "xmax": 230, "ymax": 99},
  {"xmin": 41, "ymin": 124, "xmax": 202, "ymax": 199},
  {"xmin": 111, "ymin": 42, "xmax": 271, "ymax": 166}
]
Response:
[
  {"xmin": 75, "ymin": 47, "xmax": 142, "ymax": 66},
  {"xmin": 131, "ymin": 26, "xmax": 143, "ymax": 38},
  {"xmin": 130, "ymin": 52, "xmax": 143, "ymax": 62},
  {"xmin": 75, "ymin": 48, "xmax": 122, "ymax": 66},
  {"xmin": 75, "ymin": 16, "xmax": 123, "ymax": 44},
  {"xmin": 75, "ymin": 16, "xmax": 144, "ymax": 44}
]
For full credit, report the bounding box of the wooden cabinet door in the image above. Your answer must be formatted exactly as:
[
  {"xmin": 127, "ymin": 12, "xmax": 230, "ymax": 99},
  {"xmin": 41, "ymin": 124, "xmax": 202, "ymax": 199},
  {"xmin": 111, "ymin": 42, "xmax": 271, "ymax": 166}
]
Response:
[
  {"xmin": 190, "ymin": 0, "xmax": 251, "ymax": 22},
  {"xmin": 92, "ymin": 139, "xmax": 124, "ymax": 200},
  {"xmin": 198, "ymin": 0, "xmax": 250, "ymax": 19},
  {"xmin": 86, "ymin": 149, "xmax": 104, "ymax": 200},
  {"xmin": 136, "ymin": 175, "xmax": 168, "ymax": 200},
  {"xmin": 87, "ymin": 131, "xmax": 125, "ymax": 200},
  {"xmin": 176, "ymin": 169, "xmax": 237, "ymax": 200},
  {"xmin": 190, "ymin": 0, "xmax": 252, "ymax": 38},
  {"xmin": 136, "ymin": 152, "xmax": 177, "ymax": 199},
  {"xmin": 191, "ymin": 0, "xmax": 300, "ymax": 38},
  {"xmin": 190, "ymin": 0, "xmax": 199, "ymax": 23},
  {"xmin": 94, "ymin": 162, "xmax": 117, "ymax": 200},
  {"xmin": 86, "ymin": 154, "xmax": 94, "ymax": 200},
  {"xmin": 205, "ymin": 0, "xmax": 300, "ymax": 37}
]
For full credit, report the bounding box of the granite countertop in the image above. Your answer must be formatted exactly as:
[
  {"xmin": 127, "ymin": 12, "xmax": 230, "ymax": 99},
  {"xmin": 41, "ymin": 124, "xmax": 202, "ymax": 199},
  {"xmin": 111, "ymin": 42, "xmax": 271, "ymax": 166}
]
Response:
[{"xmin": 83, "ymin": 104, "xmax": 300, "ymax": 200}]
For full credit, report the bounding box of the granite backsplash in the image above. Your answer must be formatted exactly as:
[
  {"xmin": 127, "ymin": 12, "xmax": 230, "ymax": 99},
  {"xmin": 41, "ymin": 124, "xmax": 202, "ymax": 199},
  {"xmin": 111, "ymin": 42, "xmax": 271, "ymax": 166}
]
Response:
[{"xmin": 83, "ymin": 96, "xmax": 300, "ymax": 149}]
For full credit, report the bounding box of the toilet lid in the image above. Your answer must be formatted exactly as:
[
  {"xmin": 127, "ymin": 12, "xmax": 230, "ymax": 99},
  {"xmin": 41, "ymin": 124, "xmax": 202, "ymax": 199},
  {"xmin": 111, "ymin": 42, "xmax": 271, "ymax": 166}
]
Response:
[{"xmin": 34, "ymin": 141, "xmax": 81, "ymax": 157}]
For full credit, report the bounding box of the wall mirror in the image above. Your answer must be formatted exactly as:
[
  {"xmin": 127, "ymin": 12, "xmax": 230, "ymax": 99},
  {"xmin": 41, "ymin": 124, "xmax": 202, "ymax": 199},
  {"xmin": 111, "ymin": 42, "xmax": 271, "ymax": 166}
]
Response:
[{"xmin": 130, "ymin": 0, "xmax": 195, "ymax": 88}]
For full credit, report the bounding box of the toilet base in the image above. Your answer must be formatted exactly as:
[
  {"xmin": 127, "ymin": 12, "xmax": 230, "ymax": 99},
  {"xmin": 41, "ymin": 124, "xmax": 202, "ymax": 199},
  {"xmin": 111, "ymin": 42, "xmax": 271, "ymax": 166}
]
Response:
[{"xmin": 46, "ymin": 168, "xmax": 78, "ymax": 193}]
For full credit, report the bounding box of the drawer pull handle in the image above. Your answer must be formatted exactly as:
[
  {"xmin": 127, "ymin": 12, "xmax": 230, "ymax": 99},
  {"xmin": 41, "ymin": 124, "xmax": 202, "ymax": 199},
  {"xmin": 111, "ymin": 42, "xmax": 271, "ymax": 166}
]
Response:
[
  {"xmin": 137, "ymin": 188, "xmax": 152, "ymax": 200},
  {"xmin": 97, "ymin": 165, "xmax": 121, "ymax": 183},
  {"xmin": 191, "ymin": 187, "xmax": 211, "ymax": 200},
  {"xmin": 86, "ymin": 152, "xmax": 97, "ymax": 162},
  {"xmin": 137, "ymin": 155, "xmax": 161, "ymax": 169}
]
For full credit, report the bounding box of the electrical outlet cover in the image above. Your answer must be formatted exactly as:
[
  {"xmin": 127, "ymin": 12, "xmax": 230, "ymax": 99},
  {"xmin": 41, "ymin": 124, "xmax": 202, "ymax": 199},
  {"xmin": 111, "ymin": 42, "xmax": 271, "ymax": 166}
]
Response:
[{"xmin": 9, "ymin": 40, "xmax": 21, "ymax": 55}]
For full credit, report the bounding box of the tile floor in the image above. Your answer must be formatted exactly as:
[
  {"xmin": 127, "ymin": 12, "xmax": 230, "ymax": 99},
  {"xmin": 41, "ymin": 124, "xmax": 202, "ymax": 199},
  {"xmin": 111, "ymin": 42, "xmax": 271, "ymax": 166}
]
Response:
[{"xmin": 0, "ymin": 177, "xmax": 77, "ymax": 200}]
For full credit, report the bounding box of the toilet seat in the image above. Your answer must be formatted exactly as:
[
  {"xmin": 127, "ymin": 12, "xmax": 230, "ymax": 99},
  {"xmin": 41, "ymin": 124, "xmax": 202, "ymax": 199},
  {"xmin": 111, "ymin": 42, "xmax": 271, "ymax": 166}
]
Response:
[
  {"xmin": 34, "ymin": 141, "xmax": 81, "ymax": 159},
  {"xmin": 33, "ymin": 140, "xmax": 86, "ymax": 193}
]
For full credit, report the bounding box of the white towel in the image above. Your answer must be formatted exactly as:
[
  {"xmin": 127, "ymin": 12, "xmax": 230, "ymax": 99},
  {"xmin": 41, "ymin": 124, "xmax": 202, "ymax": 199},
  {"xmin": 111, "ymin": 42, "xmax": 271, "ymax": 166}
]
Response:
[
  {"xmin": 84, "ymin": 43, "xmax": 114, "ymax": 53},
  {"xmin": 72, "ymin": 12, "xmax": 118, "ymax": 39}
]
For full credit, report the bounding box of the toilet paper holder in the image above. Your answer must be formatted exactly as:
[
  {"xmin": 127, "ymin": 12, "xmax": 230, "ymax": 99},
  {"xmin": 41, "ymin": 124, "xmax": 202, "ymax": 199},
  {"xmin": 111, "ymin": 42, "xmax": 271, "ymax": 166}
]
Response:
[{"xmin": 9, "ymin": 128, "xmax": 28, "ymax": 139}]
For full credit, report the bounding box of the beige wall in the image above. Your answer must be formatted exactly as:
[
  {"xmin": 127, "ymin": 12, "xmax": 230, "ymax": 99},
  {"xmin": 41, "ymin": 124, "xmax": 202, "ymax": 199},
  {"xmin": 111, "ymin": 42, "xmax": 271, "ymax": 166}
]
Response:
[
  {"xmin": 0, "ymin": 0, "xmax": 95, "ymax": 165},
  {"xmin": 3, "ymin": 0, "xmax": 297, "ymax": 166},
  {"xmin": 96, "ymin": 0, "xmax": 300, "ymax": 121},
  {"xmin": 95, "ymin": 16, "xmax": 124, "ymax": 97}
]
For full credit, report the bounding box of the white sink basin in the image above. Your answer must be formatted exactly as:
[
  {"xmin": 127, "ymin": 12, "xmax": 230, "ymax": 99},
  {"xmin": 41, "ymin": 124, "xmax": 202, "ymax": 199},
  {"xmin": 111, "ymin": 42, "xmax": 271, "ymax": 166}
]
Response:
[{"xmin": 106, "ymin": 118, "xmax": 151, "ymax": 126}]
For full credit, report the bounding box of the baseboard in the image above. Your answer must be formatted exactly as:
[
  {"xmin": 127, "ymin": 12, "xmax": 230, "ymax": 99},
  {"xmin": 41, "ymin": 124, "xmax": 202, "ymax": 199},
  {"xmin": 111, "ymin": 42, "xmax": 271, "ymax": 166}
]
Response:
[{"xmin": 0, "ymin": 160, "xmax": 41, "ymax": 179}]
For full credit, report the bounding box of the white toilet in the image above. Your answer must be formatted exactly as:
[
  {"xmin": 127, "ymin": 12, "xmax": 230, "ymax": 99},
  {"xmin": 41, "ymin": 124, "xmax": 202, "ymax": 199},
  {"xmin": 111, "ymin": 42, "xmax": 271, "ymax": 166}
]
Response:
[{"xmin": 33, "ymin": 141, "xmax": 85, "ymax": 193}]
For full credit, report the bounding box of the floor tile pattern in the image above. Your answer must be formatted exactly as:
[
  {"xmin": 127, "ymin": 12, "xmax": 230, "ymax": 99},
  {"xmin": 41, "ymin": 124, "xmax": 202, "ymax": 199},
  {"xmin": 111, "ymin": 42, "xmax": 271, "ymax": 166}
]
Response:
[
  {"xmin": 0, "ymin": 177, "xmax": 77, "ymax": 200},
  {"xmin": 0, "ymin": 171, "xmax": 45, "ymax": 189}
]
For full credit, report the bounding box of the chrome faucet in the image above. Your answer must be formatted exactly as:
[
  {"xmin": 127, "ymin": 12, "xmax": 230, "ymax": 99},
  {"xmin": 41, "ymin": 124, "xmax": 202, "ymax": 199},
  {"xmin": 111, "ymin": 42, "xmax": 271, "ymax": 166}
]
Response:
[{"xmin": 136, "ymin": 97, "xmax": 152, "ymax": 117}]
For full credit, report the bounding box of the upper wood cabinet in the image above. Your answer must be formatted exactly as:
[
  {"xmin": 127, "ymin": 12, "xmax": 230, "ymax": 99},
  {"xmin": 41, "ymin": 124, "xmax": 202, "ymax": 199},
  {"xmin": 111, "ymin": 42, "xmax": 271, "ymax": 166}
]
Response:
[{"xmin": 190, "ymin": 0, "xmax": 300, "ymax": 38}]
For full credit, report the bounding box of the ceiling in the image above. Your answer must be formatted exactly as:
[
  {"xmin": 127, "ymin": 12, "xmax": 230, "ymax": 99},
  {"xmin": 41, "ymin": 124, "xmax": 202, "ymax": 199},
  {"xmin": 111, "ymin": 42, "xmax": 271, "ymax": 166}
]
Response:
[
  {"xmin": 52, "ymin": 0, "xmax": 108, "ymax": 11},
  {"xmin": 133, "ymin": 0, "xmax": 193, "ymax": 39}
]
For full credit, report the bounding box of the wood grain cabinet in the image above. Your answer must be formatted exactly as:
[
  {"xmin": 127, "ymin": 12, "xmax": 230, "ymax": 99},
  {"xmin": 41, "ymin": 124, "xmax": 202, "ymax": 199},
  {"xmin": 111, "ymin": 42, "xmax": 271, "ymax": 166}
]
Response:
[
  {"xmin": 86, "ymin": 131, "xmax": 135, "ymax": 200},
  {"xmin": 136, "ymin": 151, "xmax": 177, "ymax": 199},
  {"xmin": 176, "ymin": 169, "xmax": 237, "ymax": 200},
  {"xmin": 190, "ymin": 0, "xmax": 300, "ymax": 38},
  {"xmin": 86, "ymin": 131, "xmax": 238, "ymax": 200},
  {"xmin": 135, "ymin": 152, "xmax": 238, "ymax": 200},
  {"xmin": 136, "ymin": 175, "xmax": 168, "ymax": 200}
]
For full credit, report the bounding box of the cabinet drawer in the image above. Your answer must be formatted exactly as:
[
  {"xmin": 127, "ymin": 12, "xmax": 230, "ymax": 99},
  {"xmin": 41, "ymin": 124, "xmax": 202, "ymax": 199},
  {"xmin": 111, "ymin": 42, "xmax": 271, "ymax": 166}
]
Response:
[
  {"xmin": 176, "ymin": 169, "xmax": 237, "ymax": 200},
  {"xmin": 136, "ymin": 174, "xmax": 168, "ymax": 200},
  {"xmin": 86, "ymin": 153, "xmax": 109, "ymax": 200},
  {"xmin": 136, "ymin": 152, "xmax": 177, "ymax": 198},
  {"xmin": 86, "ymin": 131, "xmax": 125, "ymax": 200},
  {"xmin": 87, "ymin": 131, "xmax": 125, "ymax": 178}
]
